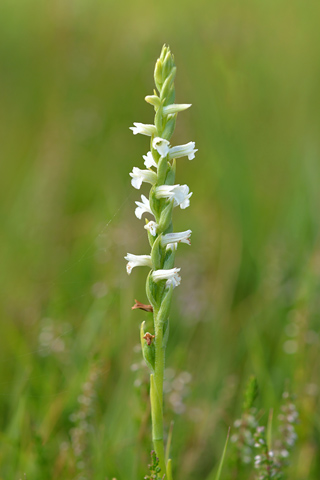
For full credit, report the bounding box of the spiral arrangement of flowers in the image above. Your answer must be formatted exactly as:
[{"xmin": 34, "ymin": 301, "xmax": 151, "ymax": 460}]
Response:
[{"xmin": 125, "ymin": 45, "xmax": 197, "ymax": 479}]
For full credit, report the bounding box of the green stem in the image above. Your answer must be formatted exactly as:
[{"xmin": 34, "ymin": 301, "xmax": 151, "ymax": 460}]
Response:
[{"xmin": 150, "ymin": 309, "xmax": 166, "ymax": 476}]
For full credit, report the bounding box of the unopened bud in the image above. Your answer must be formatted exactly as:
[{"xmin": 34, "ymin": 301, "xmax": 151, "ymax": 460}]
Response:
[
  {"xmin": 162, "ymin": 50, "xmax": 173, "ymax": 79},
  {"xmin": 154, "ymin": 59, "xmax": 163, "ymax": 91},
  {"xmin": 163, "ymin": 104, "xmax": 191, "ymax": 115},
  {"xmin": 160, "ymin": 45, "xmax": 168, "ymax": 62},
  {"xmin": 160, "ymin": 67, "xmax": 176, "ymax": 102},
  {"xmin": 145, "ymin": 95, "xmax": 161, "ymax": 108}
]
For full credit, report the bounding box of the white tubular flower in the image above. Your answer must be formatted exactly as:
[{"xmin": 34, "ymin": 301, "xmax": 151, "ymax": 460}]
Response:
[
  {"xmin": 135, "ymin": 194, "xmax": 153, "ymax": 219},
  {"xmin": 152, "ymin": 268, "xmax": 181, "ymax": 288},
  {"xmin": 152, "ymin": 137, "xmax": 170, "ymax": 157},
  {"xmin": 163, "ymin": 104, "xmax": 192, "ymax": 115},
  {"xmin": 169, "ymin": 142, "xmax": 198, "ymax": 161},
  {"xmin": 155, "ymin": 184, "xmax": 193, "ymax": 209},
  {"xmin": 143, "ymin": 151, "xmax": 157, "ymax": 169},
  {"xmin": 124, "ymin": 254, "xmax": 152, "ymax": 275},
  {"xmin": 130, "ymin": 167, "xmax": 157, "ymax": 190},
  {"xmin": 144, "ymin": 221, "xmax": 158, "ymax": 236},
  {"xmin": 130, "ymin": 122, "xmax": 157, "ymax": 136},
  {"xmin": 161, "ymin": 230, "xmax": 192, "ymax": 247}
]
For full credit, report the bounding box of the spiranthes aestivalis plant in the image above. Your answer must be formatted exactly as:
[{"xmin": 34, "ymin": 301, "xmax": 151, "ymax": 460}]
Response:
[{"xmin": 125, "ymin": 45, "xmax": 197, "ymax": 479}]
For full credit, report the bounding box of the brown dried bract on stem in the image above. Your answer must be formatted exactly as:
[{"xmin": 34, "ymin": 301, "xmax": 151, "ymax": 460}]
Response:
[
  {"xmin": 132, "ymin": 299, "xmax": 153, "ymax": 313},
  {"xmin": 143, "ymin": 332, "xmax": 155, "ymax": 346}
]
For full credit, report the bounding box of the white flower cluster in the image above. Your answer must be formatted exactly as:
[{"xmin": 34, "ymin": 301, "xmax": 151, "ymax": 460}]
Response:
[{"xmin": 125, "ymin": 124, "xmax": 197, "ymax": 288}]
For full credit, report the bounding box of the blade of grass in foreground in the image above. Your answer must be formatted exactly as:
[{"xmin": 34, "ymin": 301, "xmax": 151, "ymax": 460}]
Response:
[{"xmin": 206, "ymin": 427, "xmax": 230, "ymax": 480}]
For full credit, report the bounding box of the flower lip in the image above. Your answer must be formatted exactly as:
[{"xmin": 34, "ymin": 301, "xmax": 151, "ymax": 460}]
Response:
[
  {"xmin": 129, "ymin": 167, "xmax": 157, "ymax": 190},
  {"xmin": 143, "ymin": 151, "xmax": 157, "ymax": 169},
  {"xmin": 124, "ymin": 253, "xmax": 152, "ymax": 274},
  {"xmin": 135, "ymin": 195, "xmax": 153, "ymax": 219},
  {"xmin": 144, "ymin": 221, "xmax": 158, "ymax": 236},
  {"xmin": 152, "ymin": 137, "xmax": 170, "ymax": 157}
]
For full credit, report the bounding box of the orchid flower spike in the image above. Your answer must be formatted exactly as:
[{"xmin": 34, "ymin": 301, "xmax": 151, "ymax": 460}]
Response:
[{"xmin": 125, "ymin": 45, "xmax": 197, "ymax": 474}]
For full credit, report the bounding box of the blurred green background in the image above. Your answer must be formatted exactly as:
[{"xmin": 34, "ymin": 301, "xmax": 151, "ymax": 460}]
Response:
[{"xmin": 0, "ymin": 0, "xmax": 319, "ymax": 478}]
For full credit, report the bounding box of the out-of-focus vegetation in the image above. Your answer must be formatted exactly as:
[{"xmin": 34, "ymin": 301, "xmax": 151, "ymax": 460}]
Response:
[{"xmin": 0, "ymin": 0, "xmax": 319, "ymax": 479}]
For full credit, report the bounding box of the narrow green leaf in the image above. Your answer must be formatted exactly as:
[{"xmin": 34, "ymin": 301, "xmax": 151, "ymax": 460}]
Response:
[
  {"xmin": 166, "ymin": 458, "xmax": 173, "ymax": 480},
  {"xmin": 214, "ymin": 427, "xmax": 230, "ymax": 480},
  {"xmin": 165, "ymin": 421, "xmax": 174, "ymax": 465}
]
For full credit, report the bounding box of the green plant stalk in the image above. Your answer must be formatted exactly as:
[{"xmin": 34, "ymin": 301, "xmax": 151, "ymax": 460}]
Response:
[
  {"xmin": 151, "ymin": 310, "xmax": 166, "ymax": 474},
  {"xmin": 150, "ymin": 322, "xmax": 165, "ymax": 471}
]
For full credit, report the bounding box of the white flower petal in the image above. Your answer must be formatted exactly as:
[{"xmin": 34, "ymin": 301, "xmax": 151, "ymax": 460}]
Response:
[
  {"xmin": 143, "ymin": 151, "xmax": 157, "ymax": 169},
  {"xmin": 130, "ymin": 122, "xmax": 157, "ymax": 136},
  {"xmin": 155, "ymin": 184, "xmax": 193, "ymax": 209},
  {"xmin": 152, "ymin": 268, "xmax": 181, "ymax": 288},
  {"xmin": 166, "ymin": 243, "xmax": 177, "ymax": 251},
  {"xmin": 180, "ymin": 192, "xmax": 193, "ymax": 209},
  {"xmin": 135, "ymin": 195, "xmax": 153, "ymax": 219},
  {"xmin": 130, "ymin": 174, "xmax": 142, "ymax": 189},
  {"xmin": 161, "ymin": 230, "xmax": 192, "ymax": 247},
  {"xmin": 124, "ymin": 254, "xmax": 152, "ymax": 275},
  {"xmin": 163, "ymin": 104, "xmax": 192, "ymax": 115},
  {"xmin": 144, "ymin": 221, "xmax": 158, "ymax": 236},
  {"xmin": 130, "ymin": 167, "xmax": 157, "ymax": 190},
  {"xmin": 169, "ymin": 142, "xmax": 198, "ymax": 161},
  {"xmin": 152, "ymin": 137, "xmax": 170, "ymax": 157}
]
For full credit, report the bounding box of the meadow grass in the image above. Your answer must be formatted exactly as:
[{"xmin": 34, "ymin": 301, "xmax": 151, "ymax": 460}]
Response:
[{"xmin": 0, "ymin": 0, "xmax": 319, "ymax": 478}]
